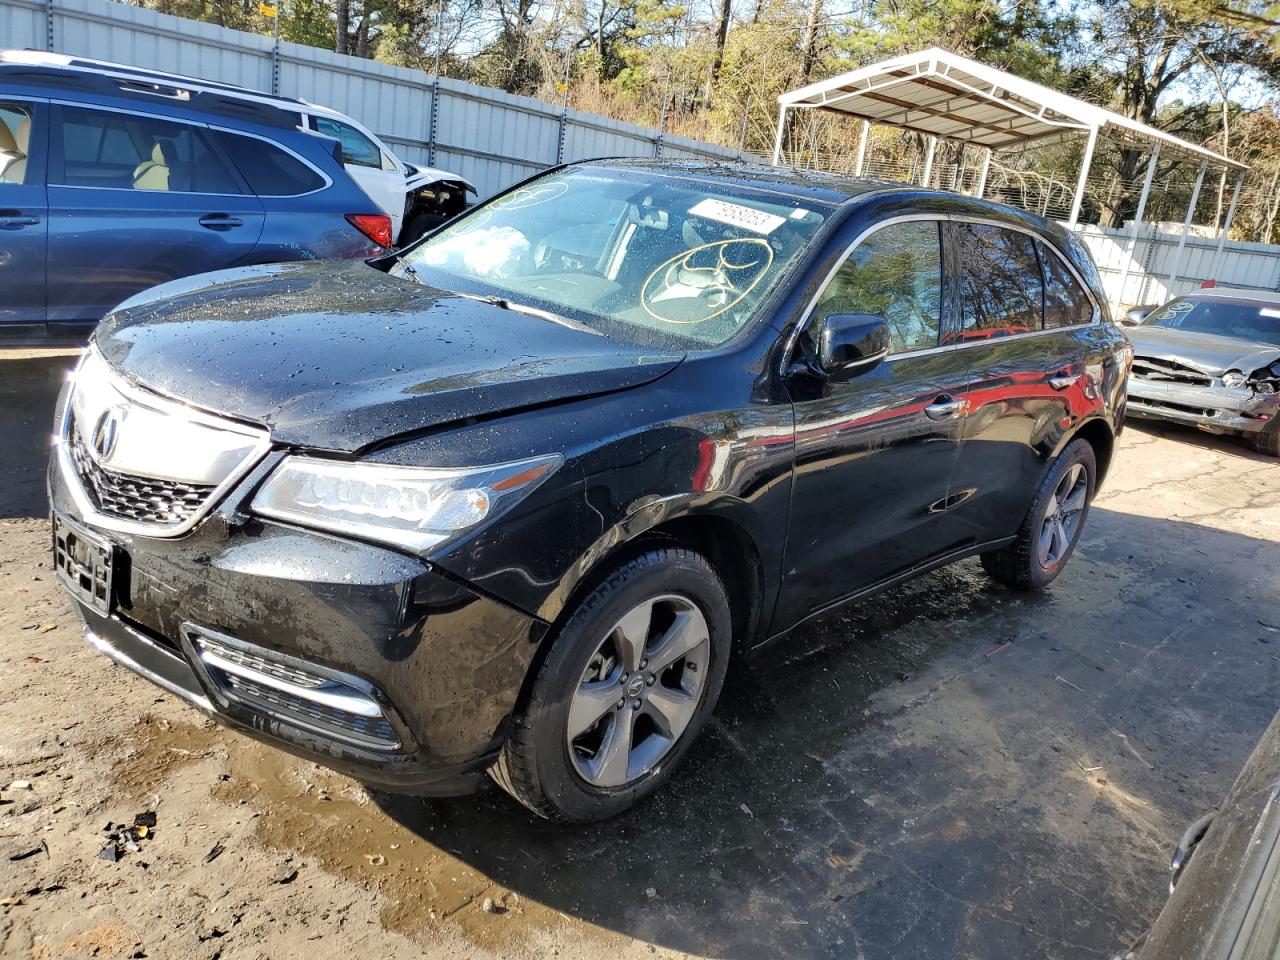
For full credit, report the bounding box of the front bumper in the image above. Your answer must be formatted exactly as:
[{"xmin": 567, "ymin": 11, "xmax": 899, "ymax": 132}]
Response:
[
  {"xmin": 1126, "ymin": 378, "xmax": 1279, "ymax": 435},
  {"xmin": 49, "ymin": 457, "xmax": 549, "ymax": 796}
]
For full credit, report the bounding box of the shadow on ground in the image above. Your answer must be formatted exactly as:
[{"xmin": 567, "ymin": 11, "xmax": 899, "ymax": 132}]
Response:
[
  {"xmin": 1, "ymin": 354, "xmax": 78, "ymax": 519},
  {"xmin": 372, "ymin": 506, "xmax": 1279, "ymax": 960},
  {"xmin": 1127, "ymin": 418, "xmax": 1276, "ymax": 464}
]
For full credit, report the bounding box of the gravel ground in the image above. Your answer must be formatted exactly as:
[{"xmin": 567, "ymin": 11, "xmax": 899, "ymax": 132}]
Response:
[{"xmin": 2, "ymin": 350, "xmax": 1278, "ymax": 959}]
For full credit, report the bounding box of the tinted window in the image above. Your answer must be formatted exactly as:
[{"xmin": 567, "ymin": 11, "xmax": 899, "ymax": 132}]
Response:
[
  {"xmin": 53, "ymin": 107, "xmax": 241, "ymax": 194},
  {"xmin": 813, "ymin": 221, "xmax": 943, "ymax": 354},
  {"xmin": 952, "ymin": 223, "xmax": 1043, "ymax": 342},
  {"xmin": 314, "ymin": 117, "xmax": 381, "ymax": 169},
  {"xmin": 215, "ymin": 132, "xmax": 325, "ymax": 196},
  {"xmin": 1144, "ymin": 298, "xmax": 1280, "ymax": 347},
  {"xmin": 1040, "ymin": 241, "xmax": 1094, "ymax": 328},
  {"xmin": 0, "ymin": 102, "xmax": 34, "ymax": 185}
]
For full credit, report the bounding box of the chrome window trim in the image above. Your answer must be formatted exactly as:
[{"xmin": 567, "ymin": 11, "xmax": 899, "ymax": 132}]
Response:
[
  {"xmin": 55, "ymin": 348, "xmax": 271, "ymax": 539},
  {"xmin": 45, "ymin": 98, "xmax": 332, "ymax": 199},
  {"xmin": 781, "ymin": 212, "xmax": 1103, "ymax": 376}
]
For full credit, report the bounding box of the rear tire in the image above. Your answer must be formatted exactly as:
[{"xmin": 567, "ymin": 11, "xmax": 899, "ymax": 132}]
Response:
[
  {"xmin": 491, "ymin": 547, "xmax": 732, "ymax": 822},
  {"xmin": 1250, "ymin": 427, "xmax": 1280, "ymax": 458},
  {"xmin": 982, "ymin": 438, "xmax": 1097, "ymax": 591}
]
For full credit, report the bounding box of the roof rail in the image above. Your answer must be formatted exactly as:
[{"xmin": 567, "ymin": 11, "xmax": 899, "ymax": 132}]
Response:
[{"xmin": 0, "ymin": 54, "xmax": 300, "ymax": 129}]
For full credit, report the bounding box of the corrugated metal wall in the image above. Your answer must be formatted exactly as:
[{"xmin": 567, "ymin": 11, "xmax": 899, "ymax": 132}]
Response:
[
  {"xmin": 1075, "ymin": 225, "xmax": 1280, "ymax": 309},
  {"xmin": 2, "ymin": 0, "xmax": 750, "ymax": 197}
]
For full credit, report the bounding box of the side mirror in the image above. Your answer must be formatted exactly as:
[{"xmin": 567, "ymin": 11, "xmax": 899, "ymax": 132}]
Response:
[
  {"xmin": 1121, "ymin": 306, "xmax": 1150, "ymax": 327},
  {"xmin": 813, "ymin": 313, "xmax": 891, "ymax": 381}
]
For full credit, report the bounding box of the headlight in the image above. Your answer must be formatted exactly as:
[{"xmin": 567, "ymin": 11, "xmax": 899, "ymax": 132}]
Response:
[
  {"xmin": 1222, "ymin": 370, "xmax": 1247, "ymax": 389},
  {"xmin": 252, "ymin": 454, "xmax": 562, "ymax": 552}
]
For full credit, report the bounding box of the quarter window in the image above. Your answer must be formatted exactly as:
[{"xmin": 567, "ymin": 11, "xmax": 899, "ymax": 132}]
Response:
[
  {"xmin": 1039, "ymin": 241, "xmax": 1094, "ymax": 328},
  {"xmin": 314, "ymin": 117, "xmax": 382, "ymax": 169},
  {"xmin": 952, "ymin": 223, "xmax": 1043, "ymax": 341},
  {"xmin": 813, "ymin": 221, "xmax": 943, "ymax": 355},
  {"xmin": 214, "ymin": 132, "xmax": 325, "ymax": 196},
  {"xmin": 53, "ymin": 106, "xmax": 241, "ymax": 194},
  {"xmin": 0, "ymin": 102, "xmax": 35, "ymax": 185}
]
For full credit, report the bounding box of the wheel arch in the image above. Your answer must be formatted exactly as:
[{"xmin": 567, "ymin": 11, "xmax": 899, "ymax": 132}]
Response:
[
  {"xmin": 1064, "ymin": 416, "xmax": 1115, "ymax": 487},
  {"xmin": 537, "ymin": 502, "xmax": 770, "ymax": 654}
]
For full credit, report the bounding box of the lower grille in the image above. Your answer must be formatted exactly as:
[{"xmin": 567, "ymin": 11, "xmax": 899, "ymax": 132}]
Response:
[
  {"xmin": 221, "ymin": 673, "xmax": 398, "ymax": 747},
  {"xmin": 70, "ymin": 424, "xmax": 215, "ymax": 525},
  {"xmin": 1133, "ymin": 397, "xmax": 1220, "ymax": 418},
  {"xmin": 1131, "ymin": 357, "xmax": 1214, "ymax": 386},
  {"xmin": 185, "ymin": 625, "xmax": 401, "ymax": 752}
]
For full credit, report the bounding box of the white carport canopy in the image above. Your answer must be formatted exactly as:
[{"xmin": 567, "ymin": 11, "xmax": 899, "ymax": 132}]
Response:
[{"xmin": 773, "ymin": 46, "xmax": 1247, "ymax": 228}]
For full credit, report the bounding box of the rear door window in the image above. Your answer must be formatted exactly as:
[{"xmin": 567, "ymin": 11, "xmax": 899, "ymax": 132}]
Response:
[
  {"xmin": 214, "ymin": 131, "xmax": 326, "ymax": 196},
  {"xmin": 813, "ymin": 220, "xmax": 943, "ymax": 355},
  {"xmin": 1039, "ymin": 241, "xmax": 1095, "ymax": 328},
  {"xmin": 52, "ymin": 106, "xmax": 242, "ymax": 194},
  {"xmin": 950, "ymin": 222, "xmax": 1044, "ymax": 342}
]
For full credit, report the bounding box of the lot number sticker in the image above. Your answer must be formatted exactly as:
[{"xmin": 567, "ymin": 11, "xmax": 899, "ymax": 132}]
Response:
[{"xmin": 689, "ymin": 198, "xmax": 786, "ymax": 235}]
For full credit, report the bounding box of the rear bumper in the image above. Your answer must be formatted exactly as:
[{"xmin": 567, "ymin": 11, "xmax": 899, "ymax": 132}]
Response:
[
  {"xmin": 1126, "ymin": 378, "xmax": 1279, "ymax": 435},
  {"xmin": 50, "ymin": 457, "xmax": 549, "ymax": 796}
]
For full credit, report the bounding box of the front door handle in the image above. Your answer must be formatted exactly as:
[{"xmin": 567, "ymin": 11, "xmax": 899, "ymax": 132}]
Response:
[
  {"xmin": 1049, "ymin": 371, "xmax": 1081, "ymax": 391},
  {"xmin": 924, "ymin": 395, "xmax": 967, "ymax": 421},
  {"xmin": 198, "ymin": 214, "xmax": 244, "ymax": 230},
  {"xmin": 0, "ymin": 213, "xmax": 40, "ymax": 228}
]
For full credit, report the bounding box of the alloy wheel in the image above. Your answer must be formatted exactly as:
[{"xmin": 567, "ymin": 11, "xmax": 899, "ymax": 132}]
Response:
[
  {"xmin": 1037, "ymin": 462, "xmax": 1088, "ymax": 568},
  {"xmin": 565, "ymin": 594, "xmax": 710, "ymax": 788}
]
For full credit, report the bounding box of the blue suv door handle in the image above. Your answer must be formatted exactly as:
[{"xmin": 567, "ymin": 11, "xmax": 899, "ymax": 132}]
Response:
[
  {"xmin": 198, "ymin": 214, "xmax": 245, "ymax": 230},
  {"xmin": 0, "ymin": 212, "xmax": 40, "ymax": 228}
]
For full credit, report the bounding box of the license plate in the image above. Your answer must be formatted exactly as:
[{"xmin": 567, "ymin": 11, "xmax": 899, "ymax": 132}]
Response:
[{"xmin": 53, "ymin": 513, "xmax": 115, "ymax": 616}]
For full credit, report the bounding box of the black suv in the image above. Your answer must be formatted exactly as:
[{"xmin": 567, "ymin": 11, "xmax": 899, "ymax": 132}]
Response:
[{"xmin": 50, "ymin": 160, "xmax": 1130, "ymax": 822}]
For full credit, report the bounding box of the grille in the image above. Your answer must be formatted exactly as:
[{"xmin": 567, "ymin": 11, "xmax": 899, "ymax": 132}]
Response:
[
  {"xmin": 221, "ymin": 673, "xmax": 398, "ymax": 748},
  {"xmin": 194, "ymin": 640, "xmax": 325, "ymax": 689},
  {"xmin": 70, "ymin": 423, "xmax": 216, "ymax": 525},
  {"xmin": 1131, "ymin": 397, "xmax": 1220, "ymax": 418},
  {"xmin": 1131, "ymin": 357, "xmax": 1214, "ymax": 386},
  {"xmin": 187, "ymin": 627, "xmax": 402, "ymax": 752}
]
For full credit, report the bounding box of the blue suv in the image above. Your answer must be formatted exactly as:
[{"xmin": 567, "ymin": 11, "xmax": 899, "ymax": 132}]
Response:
[{"xmin": 0, "ymin": 50, "xmax": 391, "ymax": 336}]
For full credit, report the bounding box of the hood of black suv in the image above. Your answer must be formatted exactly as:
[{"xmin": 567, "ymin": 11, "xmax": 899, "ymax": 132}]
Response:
[{"xmin": 94, "ymin": 261, "xmax": 683, "ymax": 452}]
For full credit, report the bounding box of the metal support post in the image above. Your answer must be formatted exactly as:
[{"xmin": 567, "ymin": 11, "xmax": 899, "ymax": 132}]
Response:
[
  {"xmin": 1068, "ymin": 125, "xmax": 1098, "ymax": 226},
  {"xmin": 771, "ymin": 105, "xmax": 787, "ymax": 166},
  {"xmin": 1167, "ymin": 160, "xmax": 1208, "ymax": 291},
  {"xmin": 853, "ymin": 119, "xmax": 870, "ymax": 176},
  {"xmin": 975, "ymin": 146, "xmax": 991, "ymax": 198},
  {"xmin": 1115, "ymin": 144, "xmax": 1159, "ymax": 305},
  {"xmin": 920, "ymin": 135, "xmax": 937, "ymax": 187}
]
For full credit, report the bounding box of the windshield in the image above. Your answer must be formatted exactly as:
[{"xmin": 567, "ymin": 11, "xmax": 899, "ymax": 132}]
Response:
[
  {"xmin": 396, "ymin": 167, "xmax": 829, "ymax": 348},
  {"xmin": 1144, "ymin": 297, "xmax": 1280, "ymax": 347}
]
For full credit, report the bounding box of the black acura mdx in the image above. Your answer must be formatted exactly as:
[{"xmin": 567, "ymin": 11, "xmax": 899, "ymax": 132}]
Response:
[{"xmin": 50, "ymin": 160, "xmax": 1130, "ymax": 822}]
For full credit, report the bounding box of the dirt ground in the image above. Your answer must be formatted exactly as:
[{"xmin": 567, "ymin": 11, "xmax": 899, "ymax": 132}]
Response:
[{"xmin": 2, "ymin": 350, "xmax": 1279, "ymax": 960}]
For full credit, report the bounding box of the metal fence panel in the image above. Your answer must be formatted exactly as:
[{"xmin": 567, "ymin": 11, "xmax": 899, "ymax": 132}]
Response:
[
  {"xmin": 1075, "ymin": 225, "xmax": 1280, "ymax": 308},
  {"xmin": 2, "ymin": 0, "xmax": 44, "ymax": 49}
]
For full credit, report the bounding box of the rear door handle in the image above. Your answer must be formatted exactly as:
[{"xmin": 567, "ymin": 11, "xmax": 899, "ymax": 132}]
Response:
[
  {"xmin": 924, "ymin": 395, "xmax": 967, "ymax": 420},
  {"xmin": 198, "ymin": 214, "xmax": 244, "ymax": 230},
  {"xmin": 1049, "ymin": 372, "xmax": 1081, "ymax": 390},
  {"xmin": 0, "ymin": 214, "xmax": 40, "ymax": 227}
]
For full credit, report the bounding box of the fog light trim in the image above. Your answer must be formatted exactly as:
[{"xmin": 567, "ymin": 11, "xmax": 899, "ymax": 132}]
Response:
[{"xmin": 182, "ymin": 623, "xmax": 402, "ymax": 751}]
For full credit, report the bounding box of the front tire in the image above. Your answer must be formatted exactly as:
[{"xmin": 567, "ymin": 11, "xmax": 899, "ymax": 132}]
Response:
[
  {"xmin": 1250, "ymin": 427, "xmax": 1280, "ymax": 458},
  {"xmin": 982, "ymin": 438, "xmax": 1097, "ymax": 590},
  {"xmin": 492, "ymin": 547, "xmax": 732, "ymax": 822}
]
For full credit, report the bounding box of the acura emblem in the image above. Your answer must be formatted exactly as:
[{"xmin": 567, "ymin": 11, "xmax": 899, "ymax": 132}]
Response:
[{"xmin": 91, "ymin": 406, "xmax": 126, "ymax": 462}]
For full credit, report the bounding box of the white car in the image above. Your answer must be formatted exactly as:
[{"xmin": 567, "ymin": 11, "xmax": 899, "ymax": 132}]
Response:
[
  {"xmin": 7, "ymin": 50, "xmax": 476, "ymax": 245},
  {"xmin": 298, "ymin": 107, "xmax": 476, "ymax": 243}
]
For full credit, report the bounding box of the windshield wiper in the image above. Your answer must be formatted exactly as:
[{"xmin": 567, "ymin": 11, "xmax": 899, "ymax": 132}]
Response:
[{"xmin": 458, "ymin": 293, "xmax": 604, "ymax": 337}]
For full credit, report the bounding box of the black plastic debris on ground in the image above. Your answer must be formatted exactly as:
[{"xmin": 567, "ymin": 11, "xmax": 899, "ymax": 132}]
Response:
[{"xmin": 99, "ymin": 812, "xmax": 157, "ymax": 863}]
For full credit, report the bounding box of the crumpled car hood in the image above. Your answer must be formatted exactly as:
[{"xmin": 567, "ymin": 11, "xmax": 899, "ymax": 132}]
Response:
[
  {"xmin": 1125, "ymin": 325, "xmax": 1280, "ymax": 377},
  {"xmin": 94, "ymin": 261, "xmax": 683, "ymax": 453}
]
